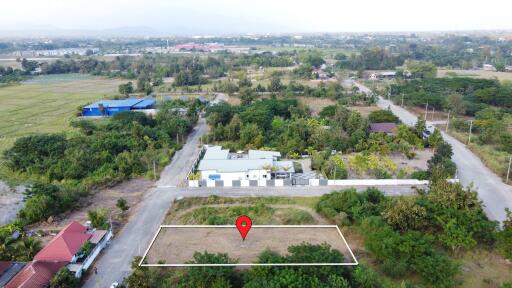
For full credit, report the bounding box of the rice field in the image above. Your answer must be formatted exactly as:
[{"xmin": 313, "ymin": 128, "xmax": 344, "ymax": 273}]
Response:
[{"xmin": 0, "ymin": 74, "xmax": 126, "ymax": 154}]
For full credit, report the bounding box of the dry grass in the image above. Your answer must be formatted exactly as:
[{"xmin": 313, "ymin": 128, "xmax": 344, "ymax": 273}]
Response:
[
  {"xmin": 297, "ymin": 96, "xmax": 336, "ymax": 115},
  {"xmin": 448, "ymin": 130, "xmax": 511, "ymax": 179},
  {"xmin": 438, "ymin": 69, "xmax": 512, "ymax": 82},
  {"xmin": 348, "ymin": 106, "xmax": 381, "ymax": 118},
  {"xmin": 458, "ymin": 249, "xmax": 512, "ymax": 288}
]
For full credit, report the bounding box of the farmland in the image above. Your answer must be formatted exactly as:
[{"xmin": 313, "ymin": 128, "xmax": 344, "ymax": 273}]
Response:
[{"xmin": 0, "ymin": 74, "xmax": 126, "ymax": 155}]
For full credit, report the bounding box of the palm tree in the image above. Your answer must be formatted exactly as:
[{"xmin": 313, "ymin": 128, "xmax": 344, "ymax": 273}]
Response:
[
  {"xmin": 0, "ymin": 233, "xmax": 17, "ymax": 260},
  {"xmin": 16, "ymin": 237, "xmax": 42, "ymax": 261}
]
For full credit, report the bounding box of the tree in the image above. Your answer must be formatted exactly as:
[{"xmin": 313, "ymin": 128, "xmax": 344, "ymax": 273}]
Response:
[
  {"xmin": 428, "ymin": 129, "xmax": 443, "ymax": 149},
  {"xmin": 116, "ymin": 198, "xmax": 130, "ymax": 212},
  {"xmin": 21, "ymin": 58, "xmax": 38, "ymax": 72},
  {"xmin": 405, "ymin": 60, "xmax": 437, "ymax": 79},
  {"xmin": 415, "ymin": 119, "xmax": 426, "ymax": 137},
  {"xmin": 268, "ymin": 76, "xmax": 283, "ymax": 92},
  {"xmin": 368, "ymin": 110, "xmax": 399, "ymax": 123},
  {"xmin": 87, "ymin": 208, "xmax": 109, "ymax": 229},
  {"xmin": 497, "ymin": 208, "xmax": 512, "ymax": 260},
  {"xmin": 118, "ymin": 82, "xmax": 134, "ymax": 96},
  {"xmin": 15, "ymin": 237, "xmax": 42, "ymax": 261},
  {"xmin": 428, "ymin": 141, "xmax": 456, "ymax": 178},
  {"xmin": 179, "ymin": 251, "xmax": 237, "ymax": 287},
  {"xmin": 382, "ymin": 197, "xmax": 428, "ymax": 231},
  {"xmin": 50, "ymin": 268, "xmax": 80, "ymax": 288},
  {"xmin": 444, "ymin": 93, "xmax": 465, "ymax": 115},
  {"xmin": 239, "ymin": 87, "xmax": 256, "ymax": 105}
]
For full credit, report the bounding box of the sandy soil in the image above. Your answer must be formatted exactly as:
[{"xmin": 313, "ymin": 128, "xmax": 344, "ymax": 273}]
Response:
[
  {"xmin": 145, "ymin": 226, "xmax": 353, "ymax": 265},
  {"xmin": 0, "ymin": 181, "xmax": 25, "ymax": 226},
  {"xmin": 390, "ymin": 149, "xmax": 434, "ymax": 171}
]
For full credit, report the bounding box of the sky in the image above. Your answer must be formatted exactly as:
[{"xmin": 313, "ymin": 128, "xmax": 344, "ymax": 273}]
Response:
[{"xmin": 0, "ymin": 0, "xmax": 511, "ymax": 36}]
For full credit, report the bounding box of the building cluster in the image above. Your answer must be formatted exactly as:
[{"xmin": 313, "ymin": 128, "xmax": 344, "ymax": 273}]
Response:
[
  {"xmin": 10, "ymin": 48, "xmax": 99, "ymax": 57},
  {"xmin": 0, "ymin": 221, "xmax": 112, "ymax": 288},
  {"xmin": 197, "ymin": 145, "xmax": 295, "ymax": 181}
]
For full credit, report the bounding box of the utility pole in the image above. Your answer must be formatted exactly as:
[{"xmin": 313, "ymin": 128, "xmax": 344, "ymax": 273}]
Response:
[
  {"xmin": 506, "ymin": 156, "xmax": 512, "ymax": 184},
  {"xmin": 432, "ymin": 107, "xmax": 435, "ymax": 121},
  {"xmin": 401, "ymin": 93, "xmax": 404, "ymax": 107},
  {"xmin": 468, "ymin": 120, "xmax": 473, "ymax": 144},
  {"xmin": 424, "ymin": 102, "xmax": 429, "ymax": 120},
  {"xmin": 446, "ymin": 111, "xmax": 450, "ymax": 132}
]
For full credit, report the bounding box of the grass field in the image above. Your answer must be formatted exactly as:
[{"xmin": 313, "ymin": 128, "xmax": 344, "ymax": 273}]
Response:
[
  {"xmin": 0, "ymin": 74, "xmax": 126, "ymax": 155},
  {"xmin": 438, "ymin": 69, "xmax": 512, "ymax": 81}
]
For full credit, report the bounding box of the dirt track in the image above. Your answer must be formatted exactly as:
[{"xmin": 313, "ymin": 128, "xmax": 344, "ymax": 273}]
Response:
[{"xmin": 145, "ymin": 226, "xmax": 353, "ymax": 265}]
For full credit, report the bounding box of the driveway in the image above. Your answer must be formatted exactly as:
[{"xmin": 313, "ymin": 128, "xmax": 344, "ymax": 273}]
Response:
[{"xmin": 351, "ymin": 80, "xmax": 512, "ymax": 222}]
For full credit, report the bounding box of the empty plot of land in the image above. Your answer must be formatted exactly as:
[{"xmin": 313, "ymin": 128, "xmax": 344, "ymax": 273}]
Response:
[{"xmin": 143, "ymin": 226, "xmax": 356, "ymax": 266}]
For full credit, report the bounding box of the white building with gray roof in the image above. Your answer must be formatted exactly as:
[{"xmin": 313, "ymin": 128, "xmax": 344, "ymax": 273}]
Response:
[{"xmin": 197, "ymin": 145, "xmax": 295, "ymax": 181}]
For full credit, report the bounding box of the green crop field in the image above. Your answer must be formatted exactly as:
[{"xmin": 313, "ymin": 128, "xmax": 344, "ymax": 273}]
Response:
[{"xmin": 0, "ymin": 74, "xmax": 126, "ymax": 154}]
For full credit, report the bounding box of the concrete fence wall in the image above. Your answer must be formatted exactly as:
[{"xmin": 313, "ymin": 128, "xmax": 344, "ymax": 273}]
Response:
[{"xmin": 187, "ymin": 178, "xmax": 454, "ymax": 188}]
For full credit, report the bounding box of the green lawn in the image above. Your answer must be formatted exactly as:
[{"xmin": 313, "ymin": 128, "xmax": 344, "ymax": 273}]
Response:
[{"xmin": 0, "ymin": 74, "xmax": 125, "ymax": 154}]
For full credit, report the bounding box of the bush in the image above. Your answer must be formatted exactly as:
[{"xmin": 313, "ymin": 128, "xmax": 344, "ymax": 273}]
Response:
[
  {"xmin": 497, "ymin": 209, "xmax": 512, "ymax": 260},
  {"xmin": 50, "ymin": 268, "xmax": 80, "ymax": 288},
  {"xmin": 368, "ymin": 110, "xmax": 399, "ymax": 123},
  {"xmin": 411, "ymin": 170, "xmax": 429, "ymax": 180},
  {"xmin": 316, "ymin": 188, "xmax": 386, "ymax": 223},
  {"xmin": 87, "ymin": 208, "xmax": 109, "ymax": 229}
]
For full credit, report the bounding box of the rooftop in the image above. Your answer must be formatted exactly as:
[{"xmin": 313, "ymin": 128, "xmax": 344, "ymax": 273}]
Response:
[
  {"xmin": 248, "ymin": 150, "xmax": 281, "ymax": 160},
  {"xmin": 203, "ymin": 145, "xmax": 230, "ymax": 160},
  {"xmin": 368, "ymin": 122, "xmax": 397, "ymax": 133},
  {"xmin": 0, "ymin": 261, "xmax": 26, "ymax": 287},
  {"xmin": 198, "ymin": 158, "xmax": 273, "ymax": 173},
  {"xmin": 34, "ymin": 221, "xmax": 91, "ymax": 262},
  {"xmin": 83, "ymin": 98, "xmax": 150, "ymax": 109},
  {"xmin": 5, "ymin": 261, "xmax": 66, "ymax": 288}
]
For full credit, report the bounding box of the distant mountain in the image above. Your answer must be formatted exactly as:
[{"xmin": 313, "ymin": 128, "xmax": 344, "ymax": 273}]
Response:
[{"xmin": 0, "ymin": 26, "xmax": 161, "ymax": 38}]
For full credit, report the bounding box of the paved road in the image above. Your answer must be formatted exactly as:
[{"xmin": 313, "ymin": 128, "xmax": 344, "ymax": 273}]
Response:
[
  {"xmin": 83, "ymin": 118, "xmax": 208, "ymax": 288},
  {"xmin": 352, "ymin": 80, "xmax": 512, "ymax": 222}
]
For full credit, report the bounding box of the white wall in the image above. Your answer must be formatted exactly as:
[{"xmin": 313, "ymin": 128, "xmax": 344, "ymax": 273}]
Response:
[{"xmin": 200, "ymin": 169, "xmax": 270, "ymax": 181}]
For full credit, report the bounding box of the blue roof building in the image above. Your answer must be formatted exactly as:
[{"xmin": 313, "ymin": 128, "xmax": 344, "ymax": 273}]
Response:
[{"xmin": 82, "ymin": 99, "xmax": 155, "ymax": 117}]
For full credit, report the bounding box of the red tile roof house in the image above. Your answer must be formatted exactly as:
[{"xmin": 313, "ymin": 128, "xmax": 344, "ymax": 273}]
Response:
[
  {"xmin": 6, "ymin": 221, "xmax": 112, "ymax": 287},
  {"xmin": 368, "ymin": 123, "xmax": 398, "ymax": 135}
]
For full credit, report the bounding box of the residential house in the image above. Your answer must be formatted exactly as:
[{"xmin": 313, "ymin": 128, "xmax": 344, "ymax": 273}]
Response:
[
  {"xmin": 6, "ymin": 221, "xmax": 112, "ymax": 287},
  {"xmin": 197, "ymin": 145, "xmax": 295, "ymax": 181},
  {"xmin": 5, "ymin": 261, "xmax": 66, "ymax": 288}
]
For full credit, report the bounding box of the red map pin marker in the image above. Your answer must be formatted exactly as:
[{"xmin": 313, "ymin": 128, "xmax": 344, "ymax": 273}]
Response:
[{"xmin": 235, "ymin": 215, "xmax": 252, "ymax": 240}]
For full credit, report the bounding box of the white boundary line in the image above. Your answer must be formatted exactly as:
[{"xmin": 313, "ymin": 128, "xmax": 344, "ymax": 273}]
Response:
[{"xmin": 139, "ymin": 225, "xmax": 358, "ymax": 267}]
